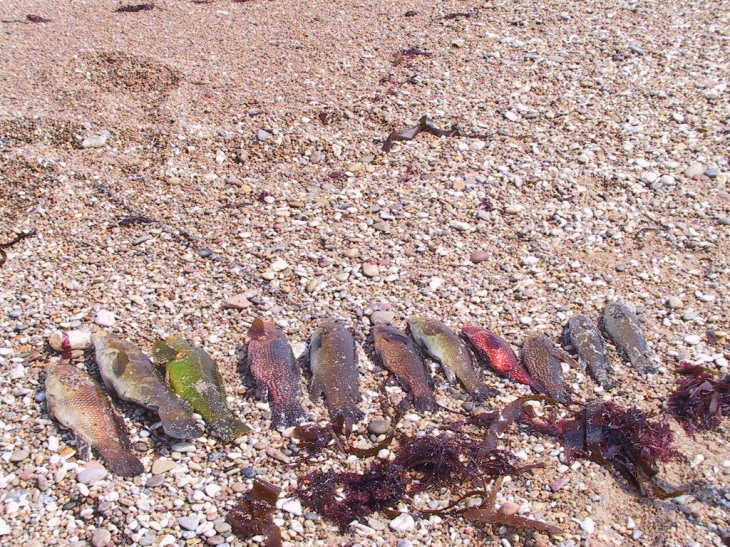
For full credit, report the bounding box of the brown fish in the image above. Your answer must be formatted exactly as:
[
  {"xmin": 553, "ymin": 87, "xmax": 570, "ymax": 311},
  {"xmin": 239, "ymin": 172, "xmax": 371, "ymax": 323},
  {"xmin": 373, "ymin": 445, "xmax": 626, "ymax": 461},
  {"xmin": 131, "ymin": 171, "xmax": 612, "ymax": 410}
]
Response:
[
  {"xmin": 373, "ymin": 324, "xmax": 438, "ymax": 412},
  {"xmin": 309, "ymin": 320, "xmax": 363, "ymax": 430},
  {"xmin": 92, "ymin": 330, "xmax": 203, "ymax": 440},
  {"xmin": 602, "ymin": 303, "xmax": 654, "ymax": 374},
  {"xmin": 45, "ymin": 362, "xmax": 144, "ymax": 477},
  {"xmin": 520, "ymin": 334, "xmax": 576, "ymax": 404},
  {"xmin": 567, "ymin": 314, "xmax": 617, "ymax": 390},
  {"xmin": 246, "ymin": 319, "xmax": 306, "ymax": 429}
]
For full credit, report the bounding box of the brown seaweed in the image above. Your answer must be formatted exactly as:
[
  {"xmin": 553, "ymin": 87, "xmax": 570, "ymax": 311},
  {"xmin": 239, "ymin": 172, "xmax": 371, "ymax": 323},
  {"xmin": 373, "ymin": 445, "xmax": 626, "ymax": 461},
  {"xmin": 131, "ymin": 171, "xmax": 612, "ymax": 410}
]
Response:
[
  {"xmin": 26, "ymin": 15, "xmax": 52, "ymax": 23},
  {"xmin": 668, "ymin": 364, "xmax": 730, "ymax": 433},
  {"xmin": 226, "ymin": 478, "xmax": 282, "ymax": 547},
  {"xmin": 382, "ymin": 116, "xmax": 483, "ymax": 153},
  {"xmin": 114, "ymin": 3, "xmax": 155, "ymax": 12},
  {"xmin": 0, "ymin": 229, "xmax": 36, "ymax": 269},
  {"xmin": 523, "ymin": 401, "xmax": 679, "ymax": 498}
]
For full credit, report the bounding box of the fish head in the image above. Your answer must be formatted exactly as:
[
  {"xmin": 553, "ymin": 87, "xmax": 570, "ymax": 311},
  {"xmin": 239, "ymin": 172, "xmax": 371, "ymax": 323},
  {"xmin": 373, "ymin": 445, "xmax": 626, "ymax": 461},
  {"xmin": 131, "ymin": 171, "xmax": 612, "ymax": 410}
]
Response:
[
  {"xmin": 248, "ymin": 318, "xmax": 271, "ymax": 341},
  {"xmin": 373, "ymin": 324, "xmax": 406, "ymax": 352}
]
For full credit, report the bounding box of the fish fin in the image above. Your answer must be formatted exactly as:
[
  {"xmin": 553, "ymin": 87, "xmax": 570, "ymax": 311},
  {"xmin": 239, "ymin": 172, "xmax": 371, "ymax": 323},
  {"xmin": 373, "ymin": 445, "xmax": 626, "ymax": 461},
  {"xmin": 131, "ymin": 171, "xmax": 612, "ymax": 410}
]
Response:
[
  {"xmin": 440, "ymin": 361, "xmax": 457, "ymax": 384},
  {"xmin": 75, "ymin": 435, "xmax": 92, "ymax": 461},
  {"xmin": 308, "ymin": 375, "xmax": 323, "ymax": 401},
  {"xmin": 97, "ymin": 444, "xmax": 145, "ymax": 477},
  {"xmin": 271, "ymin": 402, "xmax": 306, "ymax": 430},
  {"xmin": 151, "ymin": 340, "xmax": 177, "ymax": 364},
  {"xmin": 158, "ymin": 403, "xmax": 203, "ymax": 440},
  {"xmin": 549, "ymin": 346, "xmax": 577, "ymax": 367},
  {"xmin": 111, "ymin": 349, "xmax": 129, "ymax": 378}
]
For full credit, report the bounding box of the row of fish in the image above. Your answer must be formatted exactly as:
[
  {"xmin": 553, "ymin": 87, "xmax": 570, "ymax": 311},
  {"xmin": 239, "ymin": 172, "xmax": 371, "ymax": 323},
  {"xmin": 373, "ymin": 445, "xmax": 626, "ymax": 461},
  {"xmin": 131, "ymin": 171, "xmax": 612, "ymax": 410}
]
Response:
[{"xmin": 44, "ymin": 302, "xmax": 653, "ymax": 476}]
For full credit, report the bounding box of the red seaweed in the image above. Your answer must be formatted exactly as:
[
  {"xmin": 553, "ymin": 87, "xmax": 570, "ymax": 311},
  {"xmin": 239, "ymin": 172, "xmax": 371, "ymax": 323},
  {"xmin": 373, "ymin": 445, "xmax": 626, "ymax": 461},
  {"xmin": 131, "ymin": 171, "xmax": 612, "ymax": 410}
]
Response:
[
  {"xmin": 226, "ymin": 478, "xmax": 282, "ymax": 547},
  {"xmin": 668, "ymin": 364, "xmax": 730, "ymax": 433},
  {"xmin": 26, "ymin": 15, "xmax": 52, "ymax": 23},
  {"xmin": 114, "ymin": 3, "xmax": 155, "ymax": 12}
]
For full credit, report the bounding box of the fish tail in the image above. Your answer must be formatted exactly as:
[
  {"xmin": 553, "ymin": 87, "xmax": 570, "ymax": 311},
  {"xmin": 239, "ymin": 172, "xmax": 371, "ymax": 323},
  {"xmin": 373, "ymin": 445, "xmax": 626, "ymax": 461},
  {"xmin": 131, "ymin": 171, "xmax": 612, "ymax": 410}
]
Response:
[
  {"xmin": 209, "ymin": 415, "xmax": 251, "ymax": 441},
  {"xmin": 97, "ymin": 444, "xmax": 145, "ymax": 477},
  {"xmin": 158, "ymin": 403, "xmax": 203, "ymax": 439},
  {"xmin": 331, "ymin": 404, "xmax": 364, "ymax": 426},
  {"xmin": 271, "ymin": 401, "xmax": 306, "ymax": 430},
  {"xmin": 412, "ymin": 392, "xmax": 438, "ymax": 413}
]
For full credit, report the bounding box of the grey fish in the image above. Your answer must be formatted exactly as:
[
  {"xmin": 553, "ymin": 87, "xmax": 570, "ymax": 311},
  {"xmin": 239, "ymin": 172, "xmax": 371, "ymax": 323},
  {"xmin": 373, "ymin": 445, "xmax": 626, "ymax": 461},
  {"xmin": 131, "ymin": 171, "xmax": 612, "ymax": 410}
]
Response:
[
  {"xmin": 521, "ymin": 333, "xmax": 575, "ymax": 404},
  {"xmin": 373, "ymin": 324, "xmax": 438, "ymax": 412},
  {"xmin": 309, "ymin": 320, "xmax": 363, "ymax": 431},
  {"xmin": 246, "ymin": 318, "xmax": 306, "ymax": 429},
  {"xmin": 567, "ymin": 315, "xmax": 617, "ymax": 390},
  {"xmin": 408, "ymin": 317, "xmax": 496, "ymax": 401},
  {"xmin": 45, "ymin": 362, "xmax": 144, "ymax": 477},
  {"xmin": 92, "ymin": 330, "xmax": 203, "ymax": 440},
  {"xmin": 602, "ymin": 303, "xmax": 654, "ymax": 374}
]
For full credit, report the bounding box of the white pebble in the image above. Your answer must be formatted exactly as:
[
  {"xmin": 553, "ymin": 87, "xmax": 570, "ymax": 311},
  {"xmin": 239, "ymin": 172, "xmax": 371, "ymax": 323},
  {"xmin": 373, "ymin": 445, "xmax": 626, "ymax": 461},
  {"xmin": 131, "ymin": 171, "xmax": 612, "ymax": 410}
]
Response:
[
  {"xmin": 580, "ymin": 517, "xmax": 595, "ymax": 534},
  {"xmin": 684, "ymin": 335, "xmax": 701, "ymax": 345},
  {"xmin": 94, "ymin": 310, "xmax": 116, "ymax": 327},
  {"xmin": 389, "ymin": 513, "xmax": 415, "ymax": 532},
  {"xmin": 0, "ymin": 519, "xmax": 10, "ymax": 536},
  {"xmin": 270, "ymin": 259, "xmax": 289, "ymax": 272},
  {"xmin": 205, "ymin": 484, "xmax": 222, "ymax": 497},
  {"xmin": 429, "ymin": 277, "xmax": 443, "ymax": 291},
  {"xmin": 276, "ymin": 498, "xmax": 302, "ymax": 516}
]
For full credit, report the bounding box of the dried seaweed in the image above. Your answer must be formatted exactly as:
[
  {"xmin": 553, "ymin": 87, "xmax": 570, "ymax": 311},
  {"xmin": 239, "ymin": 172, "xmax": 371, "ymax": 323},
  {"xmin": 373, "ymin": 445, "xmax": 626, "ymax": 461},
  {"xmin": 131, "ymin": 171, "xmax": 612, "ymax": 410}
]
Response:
[
  {"xmin": 404, "ymin": 10, "xmax": 417, "ymax": 17},
  {"xmin": 0, "ymin": 229, "xmax": 36, "ymax": 269},
  {"xmin": 115, "ymin": 3, "xmax": 155, "ymax": 12},
  {"xmin": 382, "ymin": 115, "xmax": 483, "ymax": 153},
  {"xmin": 444, "ymin": 12, "xmax": 472, "ymax": 20},
  {"xmin": 226, "ymin": 478, "xmax": 282, "ymax": 547},
  {"xmin": 26, "ymin": 15, "xmax": 52, "ymax": 23},
  {"xmin": 401, "ymin": 48, "xmax": 431, "ymax": 58},
  {"xmin": 117, "ymin": 214, "xmax": 156, "ymax": 227},
  {"xmin": 523, "ymin": 401, "xmax": 679, "ymax": 498},
  {"xmin": 668, "ymin": 364, "xmax": 730, "ymax": 433}
]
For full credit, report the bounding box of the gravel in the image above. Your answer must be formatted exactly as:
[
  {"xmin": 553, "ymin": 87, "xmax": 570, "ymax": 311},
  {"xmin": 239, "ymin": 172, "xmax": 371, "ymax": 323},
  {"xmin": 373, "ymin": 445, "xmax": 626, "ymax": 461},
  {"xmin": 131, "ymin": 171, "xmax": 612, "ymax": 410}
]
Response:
[{"xmin": 0, "ymin": 1, "xmax": 728, "ymax": 546}]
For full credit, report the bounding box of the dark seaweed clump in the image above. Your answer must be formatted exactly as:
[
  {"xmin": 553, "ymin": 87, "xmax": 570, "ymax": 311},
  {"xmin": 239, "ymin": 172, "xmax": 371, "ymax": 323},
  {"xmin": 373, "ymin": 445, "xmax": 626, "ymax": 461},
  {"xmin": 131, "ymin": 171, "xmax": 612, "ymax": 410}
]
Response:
[
  {"xmin": 226, "ymin": 478, "xmax": 282, "ymax": 547},
  {"xmin": 668, "ymin": 364, "xmax": 730, "ymax": 433},
  {"xmin": 524, "ymin": 400, "xmax": 678, "ymax": 498}
]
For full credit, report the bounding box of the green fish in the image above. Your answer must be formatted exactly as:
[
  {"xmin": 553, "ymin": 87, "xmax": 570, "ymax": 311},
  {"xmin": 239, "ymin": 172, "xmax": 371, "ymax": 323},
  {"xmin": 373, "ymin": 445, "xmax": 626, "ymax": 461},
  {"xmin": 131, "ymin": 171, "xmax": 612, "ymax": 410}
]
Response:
[
  {"xmin": 408, "ymin": 317, "xmax": 497, "ymax": 401},
  {"xmin": 92, "ymin": 330, "xmax": 203, "ymax": 440},
  {"xmin": 152, "ymin": 335, "xmax": 250, "ymax": 441}
]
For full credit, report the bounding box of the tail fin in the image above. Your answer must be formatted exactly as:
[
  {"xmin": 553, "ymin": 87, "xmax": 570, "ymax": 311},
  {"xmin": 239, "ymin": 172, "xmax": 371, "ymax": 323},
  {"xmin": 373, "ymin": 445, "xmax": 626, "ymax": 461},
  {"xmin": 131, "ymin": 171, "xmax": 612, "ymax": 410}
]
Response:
[
  {"xmin": 158, "ymin": 403, "xmax": 204, "ymax": 439},
  {"xmin": 271, "ymin": 401, "xmax": 306, "ymax": 430},
  {"xmin": 98, "ymin": 444, "xmax": 145, "ymax": 477},
  {"xmin": 330, "ymin": 404, "xmax": 364, "ymax": 435},
  {"xmin": 210, "ymin": 416, "xmax": 251, "ymax": 441},
  {"xmin": 412, "ymin": 393, "xmax": 438, "ymax": 413}
]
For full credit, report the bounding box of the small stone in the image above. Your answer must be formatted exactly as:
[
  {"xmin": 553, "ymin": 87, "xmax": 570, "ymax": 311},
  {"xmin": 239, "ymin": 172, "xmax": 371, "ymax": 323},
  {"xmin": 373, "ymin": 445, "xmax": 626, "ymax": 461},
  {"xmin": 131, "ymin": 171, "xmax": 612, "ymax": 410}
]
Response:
[
  {"xmin": 369, "ymin": 311, "xmax": 395, "ymax": 325},
  {"xmin": 198, "ymin": 248, "xmax": 213, "ymax": 258},
  {"xmin": 497, "ymin": 502, "xmax": 520, "ymax": 516},
  {"xmin": 347, "ymin": 162, "xmax": 363, "ymax": 173},
  {"xmin": 178, "ymin": 515, "xmax": 200, "ymax": 531},
  {"xmin": 171, "ymin": 442, "xmax": 196, "ymax": 453},
  {"xmin": 257, "ymin": 129, "xmax": 271, "ymax": 142},
  {"xmin": 452, "ymin": 180, "xmax": 466, "ymax": 191},
  {"xmin": 505, "ymin": 204, "xmax": 524, "ymax": 214},
  {"xmin": 270, "ymin": 258, "xmax": 289, "ymax": 272},
  {"xmin": 91, "ymin": 528, "xmax": 111, "ymax": 547},
  {"xmin": 9, "ymin": 449, "xmax": 29, "ymax": 463},
  {"xmin": 397, "ymin": 541, "xmax": 413, "ymax": 547},
  {"xmin": 470, "ymin": 251, "xmax": 489, "ymax": 263},
  {"xmin": 77, "ymin": 466, "xmax": 108, "ymax": 484},
  {"xmin": 132, "ymin": 235, "xmax": 151, "ymax": 246},
  {"xmin": 215, "ymin": 522, "xmax": 232, "ymax": 534},
  {"xmin": 205, "ymin": 484, "xmax": 222, "ymax": 497},
  {"xmin": 684, "ymin": 335, "xmax": 701, "ymax": 345},
  {"xmin": 577, "ymin": 155, "xmax": 589, "ymax": 164},
  {"xmin": 276, "ymin": 498, "xmax": 302, "ymax": 516},
  {"xmin": 362, "ymin": 262, "xmax": 379, "ymax": 277},
  {"xmin": 428, "ymin": 277, "xmax": 443, "ymax": 291},
  {"xmin": 151, "ymin": 458, "xmax": 176, "ymax": 475},
  {"xmin": 504, "ymin": 111, "xmax": 519, "ymax": 122},
  {"xmin": 667, "ymin": 296, "xmax": 683, "ymax": 309},
  {"xmin": 684, "ymin": 163, "xmax": 704, "ymax": 178},
  {"xmin": 389, "ymin": 513, "xmax": 415, "ymax": 532},
  {"xmin": 519, "ymin": 316, "xmax": 533, "ymax": 325},
  {"xmin": 718, "ymin": 217, "xmax": 730, "ymax": 226},
  {"xmin": 628, "ymin": 45, "xmax": 645, "ymax": 55},
  {"xmin": 94, "ymin": 310, "xmax": 116, "ymax": 327},
  {"xmin": 0, "ymin": 519, "xmax": 10, "ymax": 536},
  {"xmin": 449, "ymin": 220, "xmax": 471, "ymax": 231},
  {"xmin": 81, "ymin": 134, "xmax": 108, "ymax": 148},
  {"xmin": 580, "ymin": 517, "xmax": 595, "ymax": 534},
  {"xmin": 660, "ymin": 174, "xmax": 675, "ymax": 186},
  {"xmin": 225, "ymin": 176, "xmax": 242, "ymax": 187},
  {"xmin": 368, "ymin": 419, "xmax": 391, "ymax": 435},
  {"xmin": 224, "ymin": 294, "xmax": 251, "ymax": 310},
  {"xmin": 146, "ymin": 475, "xmax": 164, "ymax": 488}
]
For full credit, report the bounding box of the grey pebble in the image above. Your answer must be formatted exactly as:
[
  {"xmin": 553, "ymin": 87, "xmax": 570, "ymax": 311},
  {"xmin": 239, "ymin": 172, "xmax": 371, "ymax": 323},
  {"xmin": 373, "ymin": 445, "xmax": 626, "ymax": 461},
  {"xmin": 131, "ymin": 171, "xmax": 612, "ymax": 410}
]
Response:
[
  {"xmin": 243, "ymin": 468, "xmax": 257, "ymax": 478},
  {"xmin": 198, "ymin": 248, "xmax": 213, "ymax": 258},
  {"xmin": 397, "ymin": 541, "xmax": 414, "ymax": 547},
  {"xmin": 77, "ymin": 467, "xmax": 107, "ymax": 484},
  {"xmin": 91, "ymin": 528, "xmax": 111, "ymax": 547},
  {"xmin": 138, "ymin": 533, "xmax": 156, "ymax": 546},
  {"xmin": 132, "ymin": 235, "xmax": 151, "ymax": 246},
  {"xmin": 615, "ymin": 264, "xmax": 627, "ymax": 272},
  {"xmin": 629, "ymin": 45, "xmax": 645, "ymax": 55},
  {"xmin": 146, "ymin": 475, "xmax": 165, "ymax": 488},
  {"xmin": 705, "ymin": 169, "xmax": 719, "ymax": 178},
  {"xmin": 7, "ymin": 311, "xmax": 21, "ymax": 318},
  {"xmin": 368, "ymin": 419, "xmax": 391, "ymax": 435},
  {"xmin": 667, "ymin": 296, "xmax": 683, "ymax": 309},
  {"xmin": 207, "ymin": 536, "xmax": 225, "ymax": 546},
  {"xmin": 178, "ymin": 515, "xmax": 201, "ymax": 531},
  {"xmin": 369, "ymin": 310, "xmax": 395, "ymax": 325},
  {"xmin": 256, "ymin": 129, "xmax": 271, "ymax": 142},
  {"xmin": 718, "ymin": 218, "xmax": 730, "ymax": 226},
  {"xmin": 171, "ymin": 442, "xmax": 196, "ymax": 453},
  {"xmin": 9, "ymin": 449, "xmax": 30, "ymax": 463},
  {"xmin": 214, "ymin": 522, "xmax": 232, "ymax": 534}
]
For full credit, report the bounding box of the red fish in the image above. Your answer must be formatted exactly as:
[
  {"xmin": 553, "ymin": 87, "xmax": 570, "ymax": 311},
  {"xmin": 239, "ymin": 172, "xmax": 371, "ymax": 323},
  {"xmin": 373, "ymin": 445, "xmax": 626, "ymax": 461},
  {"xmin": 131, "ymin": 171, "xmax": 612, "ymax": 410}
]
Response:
[{"xmin": 462, "ymin": 325, "xmax": 538, "ymax": 389}]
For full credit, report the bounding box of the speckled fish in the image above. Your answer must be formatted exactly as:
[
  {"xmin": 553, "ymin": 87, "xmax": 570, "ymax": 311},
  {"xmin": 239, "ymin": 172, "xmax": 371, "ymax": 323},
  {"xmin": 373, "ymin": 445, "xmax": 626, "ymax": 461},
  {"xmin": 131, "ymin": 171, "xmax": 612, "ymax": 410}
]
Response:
[
  {"xmin": 520, "ymin": 333, "xmax": 575, "ymax": 404},
  {"xmin": 602, "ymin": 303, "xmax": 654, "ymax": 374},
  {"xmin": 246, "ymin": 319, "xmax": 306, "ymax": 429},
  {"xmin": 152, "ymin": 335, "xmax": 250, "ymax": 441},
  {"xmin": 567, "ymin": 315, "xmax": 617, "ymax": 390},
  {"xmin": 45, "ymin": 362, "xmax": 144, "ymax": 477},
  {"xmin": 91, "ymin": 330, "xmax": 203, "ymax": 440},
  {"xmin": 308, "ymin": 321, "xmax": 363, "ymax": 430},
  {"xmin": 462, "ymin": 325, "xmax": 539, "ymax": 389},
  {"xmin": 373, "ymin": 324, "xmax": 438, "ymax": 412},
  {"xmin": 408, "ymin": 317, "xmax": 497, "ymax": 401}
]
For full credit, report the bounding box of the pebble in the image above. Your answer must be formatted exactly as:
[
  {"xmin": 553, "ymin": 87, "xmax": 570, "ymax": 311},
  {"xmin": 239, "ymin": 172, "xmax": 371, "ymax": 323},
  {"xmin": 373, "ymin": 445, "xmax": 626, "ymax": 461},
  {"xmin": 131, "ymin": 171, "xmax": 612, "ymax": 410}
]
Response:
[
  {"xmin": 667, "ymin": 296, "xmax": 683, "ymax": 309},
  {"xmin": 94, "ymin": 310, "xmax": 116, "ymax": 327},
  {"xmin": 450, "ymin": 220, "xmax": 471, "ymax": 231},
  {"xmin": 81, "ymin": 133, "xmax": 109, "ymax": 148},
  {"xmin": 0, "ymin": 519, "xmax": 10, "ymax": 536},
  {"xmin": 628, "ymin": 45, "xmax": 645, "ymax": 55},
  {"xmin": 397, "ymin": 541, "xmax": 413, "ymax": 547},
  {"xmin": 505, "ymin": 204, "xmax": 524, "ymax": 214},
  {"xmin": 470, "ymin": 251, "xmax": 489, "ymax": 263},
  {"xmin": 171, "ymin": 442, "xmax": 196, "ymax": 453},
  {"xmin": 257, "ymin": 129, "xmax": 271, "ymax": 142},
  {"xmin": 389, "ymin": 513, "xmax": 415, "ymax": 532},
  {"xmin": 146, "ymin": 475, "xmax": 164, "ymax": 488},
  {"xmin": 91, "ymin": 528, "xmax": 111, "ymax": 547},
  {"xmin": 270, "ymin": 258, "xmax": 289, "ymax": 272},
  {"xmin": 198, "ymin": 248, "xmax": 213, "ymax": 258},
  {"xmin": 224, "ymin": 294, "xmax": 251, "ymax": 310},
  {"xmin": 369, "ymin": 310, "xmax": 395, "ymax": 325},
  {"xmin": 151, "ymin": 458, "xmax": 176, "ymax": 475},
  {"xmin": 132, "ymin": 235, "xmax": 151, "ymax": 246},
  {"xmin": 9, "ymin": 449, "xmax": 29, "ymax": 463},
  {"xmin": 719, "ymin": 217, "xmax": 730, "ymax": 226},
  {"xmin": 429, "ymin": 277, "xmax": 443, "ymax": 291},
  {"xmin": 77, "ymin": 466, "xmax": 108, "ymax": 484},
  {"xmin": 684, "ymin": 163, "xmax": 704, "ymax": 178},
  {"xmin": 276, "ymin": 498, "xmax": 302, "ymax": 516},
  {"xmin": 362, "ymin": 262, "xmax": 379, "ymax": 277},
  {"xmin": 504, "ymin": 111, "xmax": 519, "ymax": 122},
  {"xmin": 179, "ymin": 515, "xmax": 200, "ymax": 531},
  {"xmin": 684, "ymin": 335, "xmax": 701, "ymax": 345},
  {"xmin": 579, "ymin": 517, "xmax": 596, "ymax": 534},
  {"xmin": 368, "ymin": 419, "xmax": 391, "ymax": 435}
]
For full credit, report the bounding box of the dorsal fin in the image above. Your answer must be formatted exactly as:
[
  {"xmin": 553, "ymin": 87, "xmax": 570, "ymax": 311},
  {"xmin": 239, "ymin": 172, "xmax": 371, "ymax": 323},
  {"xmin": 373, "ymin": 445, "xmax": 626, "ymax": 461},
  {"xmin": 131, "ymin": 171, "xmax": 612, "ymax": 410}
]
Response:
[{"xmin": 248, "ymin": 318, "xmax": 267, "ymax": 339}]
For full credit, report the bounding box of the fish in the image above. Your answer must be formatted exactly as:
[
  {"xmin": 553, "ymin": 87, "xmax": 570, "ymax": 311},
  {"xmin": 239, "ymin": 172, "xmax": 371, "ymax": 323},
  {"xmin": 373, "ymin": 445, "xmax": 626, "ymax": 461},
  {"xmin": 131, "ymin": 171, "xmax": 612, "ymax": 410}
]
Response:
[
  {"xmin": 45, "ymin": 362, "xmax": 144, "ymax": 477},
  {"xmin": 567, "ymin": 315, "xmax": 618, "ymax": 390},
  {"xmin": 520, "ymin": 333, "xmax": 575, "ymax": 404},
  {"xmin": 308, "ymin": 320, "xmax": 363, "ymax": 431},
  {"xmin": 462, "ymin": 325, "xmax": 539, "ymax": 389},
  {"xmin": 372, "ymin": 324, "xmax": 438, "ymax": 412},
  {"xmin": 91, "ymin": 330, "xmax": 203, "ymax": 440},
  {"xmin": 602, "ymin": 303, "xmax": 654, "ymax": 374},
  {"xmin": 407, "ymin": 317, "xmax": 497, "ymax": 401},
  {"xmin": 246, "ymin": 319, "xmax": 306, "ymax": 429},
  {"xmin": 152, "ymin": 335, "xmax": 250, "ymax": 441}
]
